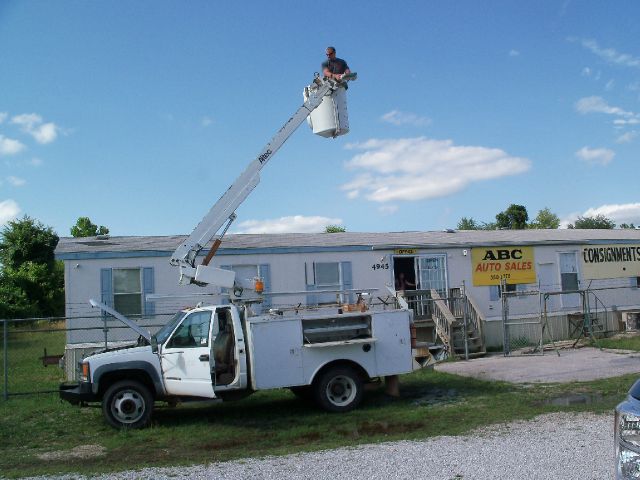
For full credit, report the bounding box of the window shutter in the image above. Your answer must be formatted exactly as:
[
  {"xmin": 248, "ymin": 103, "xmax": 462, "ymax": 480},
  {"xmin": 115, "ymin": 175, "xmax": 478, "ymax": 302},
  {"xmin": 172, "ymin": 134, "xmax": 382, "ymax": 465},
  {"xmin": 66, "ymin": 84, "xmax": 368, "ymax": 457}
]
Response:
[
  {"xmin": 220, "ymin": 265, "xmax": 232, "ymax": 305},
  {"xmin": 489, "ymin": 286, "xmax": 500, "ymax": 301},
  {"xmin": 341, "ymin": 261, "xmax": 353, "ymax": 302},
  {"xmin": 100, "ymin": 268, "xmax": 113, "ymax": 320},
  {"xmin": 306, "ymin": 284, "xmax": 318, "ymax": 307},
  {"xmin": 259, "ymin": 264, "xmax": 271, "ymax": 308},
  {"xmin": 143, "ymin": 267, "xmax": 155, "ymax": 317},
  {"xmin": 100, "ymin": 268, "xmax": 113, "ymax": 307}
]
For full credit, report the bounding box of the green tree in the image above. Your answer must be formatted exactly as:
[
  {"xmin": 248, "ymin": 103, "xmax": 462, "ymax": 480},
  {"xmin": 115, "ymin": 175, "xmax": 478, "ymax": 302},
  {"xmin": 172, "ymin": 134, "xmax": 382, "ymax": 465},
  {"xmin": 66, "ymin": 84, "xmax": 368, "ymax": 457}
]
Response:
[
  {"xmin": 324, "ymin": 225, "xmax": 346, "ymax": 233},
  {"xmin": 70, "ymin": 216, "xmax": 109, "ymax": 237},
  {"xmin": 620, "ymin": 223, "xmax": 637, "ymax": 229},
  {"xmin": 529, "ymin": 208, "xmax": 560, "ymax": 229},
  {"xmin": 495, "ymin": 204, "xmax": 529, "ymax": 230},
  {"xmin": 456, "ymin": 217, "xmax": 497, "ymax": 230},
  {"xmin": 568, "ymin": 214, "xmax": 615, "ymax": 229},
  {"xmin": 0, "ymin": 216, "xmax": 64, "ymax": 318},
  {"xmin": 0, "ymin": 216, "xmax": 59, "ymax": 269},
  {"xmin": 457, "ymin": 217, "xmax": 480, "ymax": 230}
]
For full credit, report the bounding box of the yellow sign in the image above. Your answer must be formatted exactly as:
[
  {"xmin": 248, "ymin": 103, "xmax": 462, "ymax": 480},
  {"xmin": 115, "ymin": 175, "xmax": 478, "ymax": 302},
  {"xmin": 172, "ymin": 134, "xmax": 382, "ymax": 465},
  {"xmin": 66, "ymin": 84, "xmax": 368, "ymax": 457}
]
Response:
[
  {"xmin": 581, "ymin": 244, "xmax": 640, "ymax": 279},
  {"xmin": 472, "ymin": 246, "xmax": 536, "ymax": 286},
  {"xmin": 394, "ymin": 249, "xmax": 418, "ymax": 255}
]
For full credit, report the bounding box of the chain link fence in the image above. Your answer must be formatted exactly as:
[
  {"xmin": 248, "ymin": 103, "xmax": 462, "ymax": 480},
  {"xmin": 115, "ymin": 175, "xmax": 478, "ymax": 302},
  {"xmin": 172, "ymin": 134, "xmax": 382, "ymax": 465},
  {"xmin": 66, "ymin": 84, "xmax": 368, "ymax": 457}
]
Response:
[
  {"xmin": 1, "ymin": 310, "xmax": 176, "ymax": 399},
  {"xmin": 500, "ymin": 282, "xmax": 629, "ymax": 356}
]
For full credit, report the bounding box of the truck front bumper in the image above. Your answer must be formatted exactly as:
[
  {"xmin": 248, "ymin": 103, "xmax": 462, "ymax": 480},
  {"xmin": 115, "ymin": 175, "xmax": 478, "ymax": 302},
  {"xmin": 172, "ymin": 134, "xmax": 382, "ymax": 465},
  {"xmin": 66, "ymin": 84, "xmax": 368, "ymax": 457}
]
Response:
[
  {"xmin": 615, "ymin": 379, "xmax": 640, "ymax": 479},
  {"xmin": 59, "ymin": 382, "xmax": 97, "ymax": 404}
]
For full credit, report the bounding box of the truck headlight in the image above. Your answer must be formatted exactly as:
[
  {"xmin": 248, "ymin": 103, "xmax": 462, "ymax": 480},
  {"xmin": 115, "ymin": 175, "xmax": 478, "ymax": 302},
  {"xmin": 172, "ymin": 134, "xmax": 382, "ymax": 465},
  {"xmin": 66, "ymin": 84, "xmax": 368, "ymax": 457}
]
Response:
[
  {"xmin": 617, "ymin": 407, "xmax": 640, "ymax": 478},
  {"xmin": 81, "ymin": 362, "xmax": 90, "ymax": 382}
]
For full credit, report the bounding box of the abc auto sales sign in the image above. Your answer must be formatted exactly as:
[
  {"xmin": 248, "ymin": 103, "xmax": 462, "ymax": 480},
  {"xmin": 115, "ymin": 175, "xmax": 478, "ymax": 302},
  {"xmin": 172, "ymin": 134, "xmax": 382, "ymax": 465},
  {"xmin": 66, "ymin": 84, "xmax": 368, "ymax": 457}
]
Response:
[{"xmin": 472, "ymin": 247, "xmax": 536, "ymax": 286}]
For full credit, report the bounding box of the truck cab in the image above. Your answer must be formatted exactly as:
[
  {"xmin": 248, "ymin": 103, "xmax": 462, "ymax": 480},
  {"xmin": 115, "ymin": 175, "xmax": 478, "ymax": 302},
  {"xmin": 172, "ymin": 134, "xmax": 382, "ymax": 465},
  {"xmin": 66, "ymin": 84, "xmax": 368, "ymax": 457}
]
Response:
[{"xmin": 60, "ymin": 304, "xmax": 248, "ymax": 429}]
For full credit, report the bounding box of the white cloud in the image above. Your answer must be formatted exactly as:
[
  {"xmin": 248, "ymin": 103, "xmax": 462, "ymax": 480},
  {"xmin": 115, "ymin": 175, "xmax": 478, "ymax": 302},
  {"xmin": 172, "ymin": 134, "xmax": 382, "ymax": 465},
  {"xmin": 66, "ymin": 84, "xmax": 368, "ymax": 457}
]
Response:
[
  {"xmin": 234, "ymin": 215, "xmax": 343, "ymax": 234},
  {"xmin": 28, "ymin": 157, "xmax": 43, "ymax": 167},
  {"xmin": 7, "ymin": 176, "xmax": 26, "ymax": 187},
  {"xmin": 508, "ymin": 49, "xmax": 520, "ymax": 57},
  {"xmin": 575, "ymin": 146, "xmax": 615, "ymax": 166},
  {"xmin": 341, "ymin": 137, "xmax": 531, "ymax": 203},
  {"xmin": 0, "ymin": 199, "xmax": 20, "ymax": 225},
  {"xmin": 380, "ymin": 110, "xmax": 431, "ymax": 127},
  {"xmin": 616, "ymin": 131, "xmax": 638, "ymax": 143},
  {"xmin": 562, "ymin": 203, "xmax": 640, "ymax": 227},
  {"xmin": 576, "ymin": 38, "xmax": 640, "ymax": 68},
  {"xmin": 11, "ymin": 113, "xmax": 59, "ymax": 144},
  {"xmin": 581, "ymin": 67, "xmax": 592, "ymax": 77},
  {"xmin": 0, "ymin": 112, "xmax": 7, "ymax": 124},
  {"xmin": 378, "ymin": 205, "xmax": 398, "ymax": 215},
  {"xmin": 0, "ymin": 135, "xmax": 26, "ymax": 155},
  {"xmin": 613, "ymin": 118, "xmax": 640, "ymax": 126},
  {"xmin": 605, "ymin": 79, "xmax": 615, "ymax": 91},
  {"xmin": 575, "ymin": 96, "xmax": 635, "ymax": 118},
  {"xmin": 201, "ymin": 116, "xmax": 213, "ymax": 127}
]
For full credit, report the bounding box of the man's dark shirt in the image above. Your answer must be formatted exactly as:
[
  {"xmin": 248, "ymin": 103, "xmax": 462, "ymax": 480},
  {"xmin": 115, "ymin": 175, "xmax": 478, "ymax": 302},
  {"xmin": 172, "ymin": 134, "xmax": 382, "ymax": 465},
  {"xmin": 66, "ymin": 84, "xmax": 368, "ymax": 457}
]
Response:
[{"xmin": 322, "ymin": 57, "xmax": 349, "ymax": 75}]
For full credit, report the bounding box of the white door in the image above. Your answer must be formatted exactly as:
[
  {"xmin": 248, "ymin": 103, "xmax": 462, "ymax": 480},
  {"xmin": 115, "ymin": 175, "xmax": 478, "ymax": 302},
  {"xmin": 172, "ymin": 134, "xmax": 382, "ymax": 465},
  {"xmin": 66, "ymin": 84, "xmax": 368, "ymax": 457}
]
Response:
[
  {"xmin": 559, "ymin": 252, "xmax": 580, "ymax": 309},
  {"xmin": 417, "ymin": 255, "xmax": 448, "ymax": 296},
  {"xmin": 161, "ymin": 310, "xmax": 216, "ymax": 398}
]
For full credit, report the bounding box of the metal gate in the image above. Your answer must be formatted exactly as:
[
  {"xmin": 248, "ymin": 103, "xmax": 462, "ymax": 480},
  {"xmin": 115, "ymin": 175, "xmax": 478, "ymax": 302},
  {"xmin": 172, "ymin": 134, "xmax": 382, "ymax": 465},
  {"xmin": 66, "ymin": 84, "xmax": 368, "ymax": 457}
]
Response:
[{"xmin": 501, "ymin": 283, "xmax": 545, "ymax": 356}]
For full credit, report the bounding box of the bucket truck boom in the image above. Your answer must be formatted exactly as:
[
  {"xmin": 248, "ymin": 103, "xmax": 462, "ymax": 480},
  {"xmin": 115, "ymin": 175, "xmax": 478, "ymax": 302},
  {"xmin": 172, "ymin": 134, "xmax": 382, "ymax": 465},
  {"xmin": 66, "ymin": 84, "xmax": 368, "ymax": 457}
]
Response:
[{"xmin": 170, "ymin": 73, "xmax": 356, "ymax": 287}]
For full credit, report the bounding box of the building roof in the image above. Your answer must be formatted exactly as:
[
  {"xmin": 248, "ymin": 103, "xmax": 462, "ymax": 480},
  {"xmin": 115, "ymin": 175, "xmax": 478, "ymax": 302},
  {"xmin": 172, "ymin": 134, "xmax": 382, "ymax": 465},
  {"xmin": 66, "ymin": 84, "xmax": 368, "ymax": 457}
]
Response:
[{"xmin": 55, "ymin": 229, "xmax": 640, "ymax": 260}]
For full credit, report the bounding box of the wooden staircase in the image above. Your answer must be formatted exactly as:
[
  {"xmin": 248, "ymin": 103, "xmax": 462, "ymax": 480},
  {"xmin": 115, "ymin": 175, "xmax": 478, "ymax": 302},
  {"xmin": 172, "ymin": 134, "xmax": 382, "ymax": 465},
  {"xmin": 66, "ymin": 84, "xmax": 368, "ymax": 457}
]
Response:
[{"xmin": 401, "ymin": 288, "xmax": 486, "ymax": 359}]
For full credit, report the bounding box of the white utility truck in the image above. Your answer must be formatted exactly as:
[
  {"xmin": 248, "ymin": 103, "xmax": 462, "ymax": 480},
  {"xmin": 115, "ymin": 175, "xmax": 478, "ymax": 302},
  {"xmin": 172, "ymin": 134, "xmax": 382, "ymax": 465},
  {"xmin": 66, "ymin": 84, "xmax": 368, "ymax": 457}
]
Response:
[
  {"xmin": 60, "ymin": 73, "xmax": 436, "ymax": 428},
  {"xmin": 60, "ymin": 296, "xmax": 432, "ymax": 428}
]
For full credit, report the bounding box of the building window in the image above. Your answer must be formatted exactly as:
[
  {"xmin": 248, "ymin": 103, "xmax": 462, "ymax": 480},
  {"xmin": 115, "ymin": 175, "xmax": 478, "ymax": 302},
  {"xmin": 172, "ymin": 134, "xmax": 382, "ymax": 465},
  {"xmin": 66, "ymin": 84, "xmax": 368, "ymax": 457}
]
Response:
[
  {"xmin": 220, "ymin": 264, "xmax": 271, "ymax": 308},
  {"xmin": 101, "ymin": 267, "xmax": 154, "ymax": 317},
  {"xmin": 559, "ymin": 252, "xmax": 579, "ymax": 292},
  {"xmin": 315, "ymin": 262, "xmax": 340, "ymax": 288},
  {"xmin": 306, "ymin": 261, "xmax": 352, "ymax": 305},
  {"xmin": 113, "ymin": 268, "xmax": 142, "ymax": 316},
  {"xmin": 489, "ymin": 283, "xmax": 519, "ymax": 300}
]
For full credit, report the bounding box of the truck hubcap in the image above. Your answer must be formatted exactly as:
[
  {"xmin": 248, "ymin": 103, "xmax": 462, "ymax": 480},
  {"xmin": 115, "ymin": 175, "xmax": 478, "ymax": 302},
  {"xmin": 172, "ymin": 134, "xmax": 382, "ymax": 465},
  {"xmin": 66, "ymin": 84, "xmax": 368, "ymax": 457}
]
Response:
[
  {"xmin": 111, "ymin": 390, "xmax": 145, "ymax": 424},
  {"xmin": 326, "ymin": 375, "xmax": 356, "ymax": 407}
]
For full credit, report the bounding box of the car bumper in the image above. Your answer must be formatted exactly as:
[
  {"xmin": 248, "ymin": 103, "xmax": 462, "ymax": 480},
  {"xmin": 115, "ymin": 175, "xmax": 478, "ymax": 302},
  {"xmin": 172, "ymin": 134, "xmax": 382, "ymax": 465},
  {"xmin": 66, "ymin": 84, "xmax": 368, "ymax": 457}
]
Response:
[{"xmin": 59, "ymin": 382, "xmax": 97, "ymax": 404}]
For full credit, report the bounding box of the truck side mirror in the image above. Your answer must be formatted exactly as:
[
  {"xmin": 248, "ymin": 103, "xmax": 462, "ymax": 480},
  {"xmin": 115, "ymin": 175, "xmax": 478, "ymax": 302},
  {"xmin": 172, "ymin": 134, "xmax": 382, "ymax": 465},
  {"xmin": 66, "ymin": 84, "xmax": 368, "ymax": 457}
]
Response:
[{"xmin": 151, "ymin": 336, "xmax": 158, "ymax": 354}]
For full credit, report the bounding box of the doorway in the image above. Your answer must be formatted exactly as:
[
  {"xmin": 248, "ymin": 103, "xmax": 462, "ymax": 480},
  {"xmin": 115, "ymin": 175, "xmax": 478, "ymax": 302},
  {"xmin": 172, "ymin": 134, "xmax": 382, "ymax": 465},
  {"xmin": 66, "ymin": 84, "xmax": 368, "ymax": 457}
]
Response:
[{"xmin": 393, "ymin": 256, "xmax": 417, "ymax": 291}]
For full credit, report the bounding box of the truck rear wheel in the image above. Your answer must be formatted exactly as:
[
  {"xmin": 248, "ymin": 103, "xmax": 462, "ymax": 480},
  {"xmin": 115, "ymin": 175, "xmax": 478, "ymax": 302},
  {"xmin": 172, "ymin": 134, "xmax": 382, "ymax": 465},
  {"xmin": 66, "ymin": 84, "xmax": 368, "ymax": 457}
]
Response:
[
  {"xmin": 102, "ymin": 380, "xmax": 153, "ymax": 429},
  {"xmin": 313, "ymin": 366, "xmax": 363, "ymax": 412}
]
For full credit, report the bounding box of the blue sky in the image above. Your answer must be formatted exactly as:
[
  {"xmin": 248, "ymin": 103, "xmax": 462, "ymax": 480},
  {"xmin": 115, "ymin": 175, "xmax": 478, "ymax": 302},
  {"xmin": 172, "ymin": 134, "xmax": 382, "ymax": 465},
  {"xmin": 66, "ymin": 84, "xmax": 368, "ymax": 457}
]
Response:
[{"xmin": 1, "ymin": 1, "xmax": 639, "ymax": 237}]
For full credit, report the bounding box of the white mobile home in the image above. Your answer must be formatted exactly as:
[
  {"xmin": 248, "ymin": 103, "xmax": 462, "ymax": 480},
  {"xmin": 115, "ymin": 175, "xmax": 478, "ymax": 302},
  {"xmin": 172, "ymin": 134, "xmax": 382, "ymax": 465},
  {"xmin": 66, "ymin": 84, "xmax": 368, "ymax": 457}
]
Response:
[{"xmin": 56, "ymin": 229, "xmax": 640, "ymax": 364}]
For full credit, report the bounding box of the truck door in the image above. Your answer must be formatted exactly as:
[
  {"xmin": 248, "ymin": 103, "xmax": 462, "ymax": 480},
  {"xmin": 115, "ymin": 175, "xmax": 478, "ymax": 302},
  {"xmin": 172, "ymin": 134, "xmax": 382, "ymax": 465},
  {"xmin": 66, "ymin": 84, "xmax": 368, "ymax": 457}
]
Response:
[{"xmin": 161, "ymin": 309, "xmax": 217, "ymax": 398}]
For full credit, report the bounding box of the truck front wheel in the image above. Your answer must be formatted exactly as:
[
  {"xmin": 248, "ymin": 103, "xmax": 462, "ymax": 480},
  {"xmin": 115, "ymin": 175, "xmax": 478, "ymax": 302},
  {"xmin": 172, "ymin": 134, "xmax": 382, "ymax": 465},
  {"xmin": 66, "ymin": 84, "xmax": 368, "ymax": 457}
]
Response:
[
  {"xmin": 102, "ymin": 380, "xmax": 153, "ymax": 429},
  {"xmin": 313, "ymin": 366, "xmax": 363, "ymax": 412}
]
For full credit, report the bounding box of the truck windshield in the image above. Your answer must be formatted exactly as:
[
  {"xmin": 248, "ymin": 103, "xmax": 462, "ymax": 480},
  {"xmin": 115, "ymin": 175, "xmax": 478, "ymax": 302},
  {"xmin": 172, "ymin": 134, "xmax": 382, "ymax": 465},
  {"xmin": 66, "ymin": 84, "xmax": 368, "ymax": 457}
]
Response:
[{"xmin": 154, "ymin": 311, "xmax": 188, "ymax": 344}]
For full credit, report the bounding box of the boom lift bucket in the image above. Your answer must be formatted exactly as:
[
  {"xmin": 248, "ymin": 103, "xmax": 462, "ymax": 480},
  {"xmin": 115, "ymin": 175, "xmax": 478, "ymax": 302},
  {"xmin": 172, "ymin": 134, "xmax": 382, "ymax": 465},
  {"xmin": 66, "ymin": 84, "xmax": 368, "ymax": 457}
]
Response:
[{"xmin": 305, "ymin": 78, "xmax": 352, "ymax": 138}]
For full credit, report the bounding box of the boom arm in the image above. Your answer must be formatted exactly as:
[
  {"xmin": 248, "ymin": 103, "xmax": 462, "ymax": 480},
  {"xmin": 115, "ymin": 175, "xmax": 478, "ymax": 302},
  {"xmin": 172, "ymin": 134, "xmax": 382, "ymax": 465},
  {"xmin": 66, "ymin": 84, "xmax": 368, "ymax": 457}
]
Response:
[{"xmin": 171, "ymin": 74, "xmax": 356, "ymax": 286}]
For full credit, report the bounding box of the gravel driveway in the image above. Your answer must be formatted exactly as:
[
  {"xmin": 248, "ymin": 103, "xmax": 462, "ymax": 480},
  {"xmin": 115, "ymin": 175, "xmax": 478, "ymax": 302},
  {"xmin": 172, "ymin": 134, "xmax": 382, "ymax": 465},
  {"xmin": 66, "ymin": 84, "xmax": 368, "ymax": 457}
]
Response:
[{"xmin": 24, "ymin": 412, "xmax": 613, "ymax": 480}]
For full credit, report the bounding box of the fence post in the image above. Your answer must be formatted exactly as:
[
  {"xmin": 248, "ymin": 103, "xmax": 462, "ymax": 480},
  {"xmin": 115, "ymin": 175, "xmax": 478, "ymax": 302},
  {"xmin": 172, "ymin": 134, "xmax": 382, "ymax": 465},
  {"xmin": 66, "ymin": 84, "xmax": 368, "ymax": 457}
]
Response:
[
  {"xmin": 461, "ymin": 281, "xmax": 469, "ymax": 361},
  {"xmin": 3, "ymin": 319, "xmax": 8, "ymax": 400}
]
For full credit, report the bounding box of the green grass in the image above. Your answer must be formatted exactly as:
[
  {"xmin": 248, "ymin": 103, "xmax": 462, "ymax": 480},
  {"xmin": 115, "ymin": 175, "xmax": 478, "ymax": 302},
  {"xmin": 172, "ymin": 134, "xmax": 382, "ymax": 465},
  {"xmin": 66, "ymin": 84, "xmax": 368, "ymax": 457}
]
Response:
[
  {"xmin": 594, "ymin": 334, "xmax": 640, "ymax": 351},
  {"xmin": 0, "ymin": 327, "xmax": 636, "ymax": 478}
]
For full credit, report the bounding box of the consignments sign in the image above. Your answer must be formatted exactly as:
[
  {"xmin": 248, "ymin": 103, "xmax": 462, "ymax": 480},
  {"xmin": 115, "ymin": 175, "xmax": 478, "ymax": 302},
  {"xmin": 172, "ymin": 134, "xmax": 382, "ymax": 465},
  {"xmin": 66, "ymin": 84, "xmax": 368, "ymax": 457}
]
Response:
[
  {"xmin": 581, "ymin": 244, "xmax": 640, "ymax": 279},
  {"xmin": 472, "ymin": 246, "xmax": 536, "ymax": 286}
]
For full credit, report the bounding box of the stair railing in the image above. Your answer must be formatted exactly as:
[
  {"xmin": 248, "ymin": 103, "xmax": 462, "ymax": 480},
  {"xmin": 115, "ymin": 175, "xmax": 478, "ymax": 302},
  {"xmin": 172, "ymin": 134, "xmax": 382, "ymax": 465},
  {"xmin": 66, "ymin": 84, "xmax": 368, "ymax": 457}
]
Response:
[
  {"xmin": 462, "ymin": 288, "xmax": 485, "ymax": 351},
  {"xmin": 430, "ymin": 289, "xmax": 456, "ymax": 357}
]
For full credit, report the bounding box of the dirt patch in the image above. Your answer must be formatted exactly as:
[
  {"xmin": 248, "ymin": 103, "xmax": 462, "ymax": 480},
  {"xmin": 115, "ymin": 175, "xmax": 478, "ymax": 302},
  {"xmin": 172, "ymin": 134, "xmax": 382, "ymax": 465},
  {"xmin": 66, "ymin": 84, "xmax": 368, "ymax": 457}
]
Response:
[
  {"xmin": 36, "ymin": 444, "xmax": 106, "ymax": 461},
  {"xmin": 337, "ymin": 420, "xmax": 427, "ymax": 439},
  {"xmin": 292, "ymin": 431, "xmax": 322, "ymax": 444}
]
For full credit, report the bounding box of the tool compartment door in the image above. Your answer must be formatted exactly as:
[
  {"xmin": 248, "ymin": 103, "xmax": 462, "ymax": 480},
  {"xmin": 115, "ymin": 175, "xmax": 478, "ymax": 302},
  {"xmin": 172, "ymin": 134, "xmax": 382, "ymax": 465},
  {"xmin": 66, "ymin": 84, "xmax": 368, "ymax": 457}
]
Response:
[
  {"xmin": 372, "ymin": 311, "xmax": 413, "ymax": 376},
  {"xmin": 248, "ymin": 319, "xmax": 304, "ymax": 389}
]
